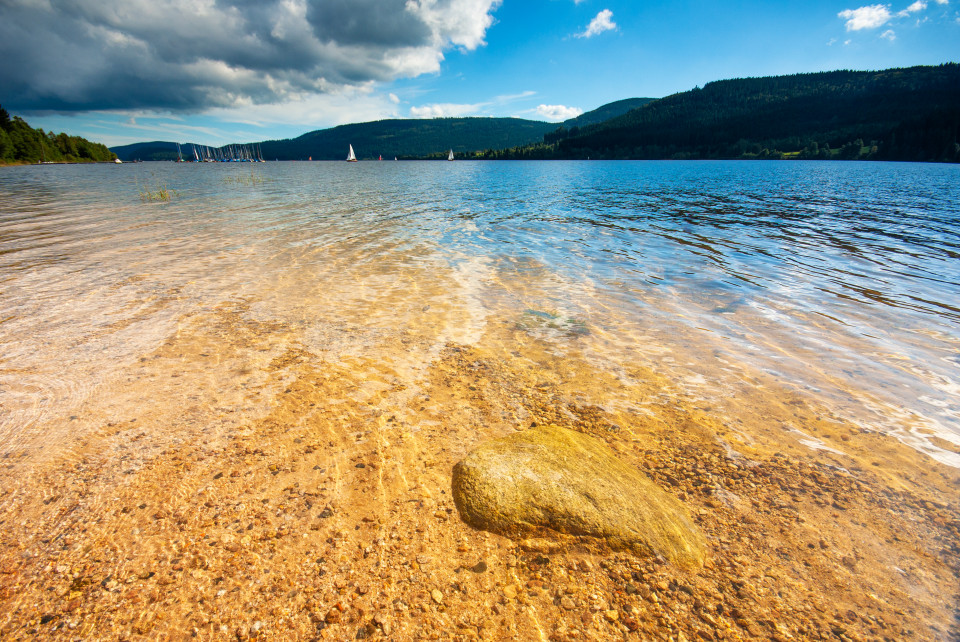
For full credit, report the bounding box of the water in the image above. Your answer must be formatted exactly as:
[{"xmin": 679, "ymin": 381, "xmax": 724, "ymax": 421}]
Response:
[
  {"xmin": 2, "ymin": 160, "xmax": 959, "ymax": 640},
  {"xmin": 2, "ymin": 160, "xmax": 958, "ymax": 464}
]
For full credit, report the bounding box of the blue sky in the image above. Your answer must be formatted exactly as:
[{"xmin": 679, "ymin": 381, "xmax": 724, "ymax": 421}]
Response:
[{"xmin": 2, "ymin": 0, "xmax": 957, "ymax": 147}]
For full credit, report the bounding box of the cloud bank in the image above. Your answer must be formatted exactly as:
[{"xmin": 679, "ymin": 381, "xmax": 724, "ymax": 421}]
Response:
[{"xmin": 0, "ymin": 0, "xmax": 502, "ymax": 113}]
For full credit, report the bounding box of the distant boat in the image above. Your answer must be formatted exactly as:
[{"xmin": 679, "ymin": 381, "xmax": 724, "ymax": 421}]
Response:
[
  {"xmin": 379, "ymin": 154, "xmax": 382, "ymax": 161},
  {"xmin": 448, "ymin": 149, "xmax": 454, "ymax": 161},
  {"xmin": 346, "ymin": 145, "xmax": 358, "ymax": 162},
  {"xmin": 114, "ymin": 158, "xmax": 122, "ymax": 164}
]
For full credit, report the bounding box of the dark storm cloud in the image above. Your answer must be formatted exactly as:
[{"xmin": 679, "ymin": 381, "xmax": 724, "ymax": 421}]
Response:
[
  {"xmin": 306, "ymin": 0, "xmax": 430, "ymax": 47},
  {"xmin": 0, "ymin": 0, "xmax": 497, "ymax": 113}
]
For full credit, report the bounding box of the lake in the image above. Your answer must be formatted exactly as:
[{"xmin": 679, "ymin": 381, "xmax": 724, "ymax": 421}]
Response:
[{"xmin": 0, "ymin": 160, "xmax": 958, "ymax": 639}]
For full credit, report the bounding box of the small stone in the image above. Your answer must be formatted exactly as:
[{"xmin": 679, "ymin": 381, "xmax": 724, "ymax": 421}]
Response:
[
  {"xmin": 560, "ymin": 597, "xmax": 576, "ymax": 610},
  {"xmin": 604, "ymin": 610, "xmax": 619, "ymax": 622},
  {"xmin": 503, "ymin": 585, "xmax": 518, "ymax": 600},
  {"xmin": 470, "ymin": 560, "xmax": 488, "ymax": 573},
  {"xmin": 431, "ymin": 589, "xmax": 443, "ymax": 604}
]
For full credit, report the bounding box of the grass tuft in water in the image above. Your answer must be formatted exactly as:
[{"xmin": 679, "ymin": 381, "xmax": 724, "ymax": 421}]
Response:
[{"xmin": 138, "ymin": 185, "xmax": 177, "ymax": 202}]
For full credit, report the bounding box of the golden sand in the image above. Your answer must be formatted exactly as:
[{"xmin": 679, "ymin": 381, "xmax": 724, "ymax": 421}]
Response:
[{"xmin": 0, "ymin": 281, "xmax": 958, "ymax": 640}]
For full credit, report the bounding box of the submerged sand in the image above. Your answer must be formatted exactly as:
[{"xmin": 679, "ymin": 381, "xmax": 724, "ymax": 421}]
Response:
[{"xmin": 0, "ymin": 295, "xmax": 958, "ymax": 641}]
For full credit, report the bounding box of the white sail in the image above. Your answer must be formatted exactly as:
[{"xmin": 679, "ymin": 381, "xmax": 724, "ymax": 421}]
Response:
[
  {"xmin": 346, "ymin": 144, "xmax": 357, "ymax": 162},
  {"xmin": 448, "ymin": 149, "xmax": 454, "ymax": 161}
]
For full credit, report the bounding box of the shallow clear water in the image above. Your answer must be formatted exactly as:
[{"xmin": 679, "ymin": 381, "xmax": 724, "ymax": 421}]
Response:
[{"xmin": 1, "ymin": 160, "xmax": 959, "ymax": 465}]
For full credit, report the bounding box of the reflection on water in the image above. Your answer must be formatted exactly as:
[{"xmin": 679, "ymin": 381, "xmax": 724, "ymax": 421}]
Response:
[{"xmin": 2, "ymin": 160, "xmax": 957, "ymax": 462}]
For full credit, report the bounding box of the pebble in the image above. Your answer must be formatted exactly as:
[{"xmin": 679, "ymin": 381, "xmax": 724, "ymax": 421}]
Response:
[
  {"xmin": 503, "ymin": 585, "xmax": 518, "ymax": 600},
  {"xmin": 431, "ymin": 589, "xmax": 443, "ymax": 604}
]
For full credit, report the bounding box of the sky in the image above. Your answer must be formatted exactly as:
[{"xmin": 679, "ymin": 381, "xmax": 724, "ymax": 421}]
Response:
[{"xmin": 1, "ymin": 0, "xmax": 958, "ymax": 147}]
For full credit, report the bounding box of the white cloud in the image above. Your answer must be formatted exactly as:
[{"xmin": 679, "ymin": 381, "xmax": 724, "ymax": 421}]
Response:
[
  {"xmin": 897, "ymin": 1, "xmax": 926, "ymax": 16},
  {"xmin": 880, "ymin": 28, "xmax": 897, "ymax": 38},
  {"xmin": 409, "ymin": 102, "xmax": 483, "ymax": 118},
  {"xmin": 496, "ymin": 90, "xmax": 537, "ymax": 101},
  {"xmin": 407, "ymin": 0, "xmax": 503, "ymax": 50},
  {"xmin": 838, "ymin": 4, "xmax": 893, "ymax": 30},
  {"xmin": 577, "ymin": 9, "xmax": 617, "ymax": 38},
  {"xmin": 408, "ymin": 89, "xmax": 536, "ymax": 119},
  {"xmin": 389, "ymin": 93, "xmax": 400, "ymax": 104},
  {"xmin": 203, "ymin": 90, "xmax": 403, "ymax": 137},
  {"xmin": 535, "ymin": 104, "xmax": 583, "ymax": 121}
]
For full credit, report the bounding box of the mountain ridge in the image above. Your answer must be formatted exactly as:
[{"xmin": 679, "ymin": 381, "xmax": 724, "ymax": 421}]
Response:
[
  {"xmin": 110, "ymin": 98, "xmax": 650, "ymax": 161},
  {"xmin": 551, "ymin": 64, "xmax": 959, "ymax": 162}
]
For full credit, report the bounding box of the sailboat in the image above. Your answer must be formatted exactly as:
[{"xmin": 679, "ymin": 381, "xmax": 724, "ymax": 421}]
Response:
[
  {"xmin": 447, "ymin": 149, "xmax": 454, "ymax": 161},
  {"xmin": 346, "ymin": 144, "xmax": 358, "ymax": 162}
]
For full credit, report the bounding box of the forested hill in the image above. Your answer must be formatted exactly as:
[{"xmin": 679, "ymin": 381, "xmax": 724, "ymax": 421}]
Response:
[
  {"xmin": 259, "ymin": 117, "xmax": 556, "ymax": 160},
  {"xmin": 109, "ymin": 141, "xmax": 182, "ymax": 162},
  {"xmin": 544, "ymin": 97, "xmax": 655, "ymax": 144},
  {"xmin": 551, "ymin": 64, "xmax": 960, "ymax": 162},
  {"xmin": 0, "ymin": 105, "xmax": 115, "ymax": 164}
]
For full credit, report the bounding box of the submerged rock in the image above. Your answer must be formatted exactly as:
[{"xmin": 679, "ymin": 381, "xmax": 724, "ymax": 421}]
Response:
[{"xmin": 451, "ymin": 425, "xmax": 706, "ymax": 567}]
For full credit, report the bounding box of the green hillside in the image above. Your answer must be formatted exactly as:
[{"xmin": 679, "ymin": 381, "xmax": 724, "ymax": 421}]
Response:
[
  {"xmin": 565, "ymin": 98, "xmax": 657, "ymax": 128},
  {"xmin": 259, "ymin": 117, "xmax": 555, "ymax": 160},
  {"xmin": 554, "ymin": 64, "xmax": 960, "ymax": 162},
  {"xmin": 109, "ymin": 141, "xmax": 182, "ymax": 162},
  {"xmin": 0, "ymin": 105, "xmax": 116, "ymax": 165},
  {"xmin": 545, "ymin": 97, "xmax": 656, "ymax": 145}
]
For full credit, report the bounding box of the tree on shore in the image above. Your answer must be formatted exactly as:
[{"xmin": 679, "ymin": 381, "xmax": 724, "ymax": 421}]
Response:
[{"xmin": 0, "ymin": 105, "xmax": 116, "ymax": 164}]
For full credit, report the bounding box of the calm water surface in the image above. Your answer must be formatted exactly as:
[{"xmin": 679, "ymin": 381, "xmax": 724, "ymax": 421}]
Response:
[{"xmin": 1, "ymin": 160, "xmax": 959, "ymax": 465}]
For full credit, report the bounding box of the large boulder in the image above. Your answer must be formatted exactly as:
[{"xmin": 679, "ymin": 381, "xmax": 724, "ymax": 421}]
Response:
[{"xmin": 451, "ymin": 425, "xmax": 706, "ymax": 567}]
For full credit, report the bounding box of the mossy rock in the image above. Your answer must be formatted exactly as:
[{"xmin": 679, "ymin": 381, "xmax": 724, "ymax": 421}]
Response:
[{"xmin": 451, "ymin": 425, "xmax": 707, "ymax": 567}]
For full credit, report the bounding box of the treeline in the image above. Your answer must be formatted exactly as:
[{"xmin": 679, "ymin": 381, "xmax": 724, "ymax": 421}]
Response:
[
  {"xmin": 0, "ymin": 105, "xmax": 116, "ymax": 164},
  {"xmin": 500, "ymin": 65, "xmax": 960, "ymax": 162}
]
